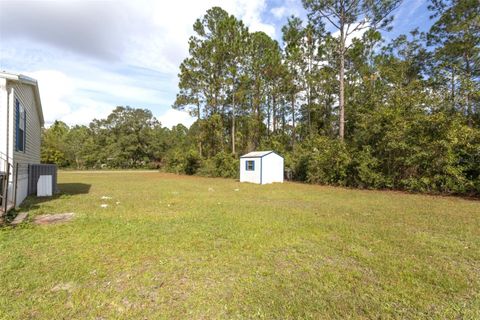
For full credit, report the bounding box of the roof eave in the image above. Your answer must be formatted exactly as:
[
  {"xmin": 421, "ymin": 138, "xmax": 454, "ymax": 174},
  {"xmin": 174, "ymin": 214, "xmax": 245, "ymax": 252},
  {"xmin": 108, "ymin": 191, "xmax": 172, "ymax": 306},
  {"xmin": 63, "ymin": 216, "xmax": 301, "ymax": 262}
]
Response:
[
  {"xmin": 240, "ymin": 151, "xmax": 274, "ymax": 159},
  {"xmin": 2, "ymin": 72, "xmax": 45, "ymax": 127}
]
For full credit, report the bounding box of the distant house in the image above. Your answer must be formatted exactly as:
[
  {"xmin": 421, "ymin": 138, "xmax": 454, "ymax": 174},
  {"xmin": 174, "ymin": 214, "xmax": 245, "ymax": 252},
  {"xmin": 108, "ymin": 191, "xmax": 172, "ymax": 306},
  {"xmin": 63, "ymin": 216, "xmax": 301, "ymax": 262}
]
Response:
[
  {"xmin": 0, "ymin": 72, "xmax": 44, "ymax": 214},
  {"xmin": 240, "ymin": 151, "xmax": 284, "ymax": 185}
]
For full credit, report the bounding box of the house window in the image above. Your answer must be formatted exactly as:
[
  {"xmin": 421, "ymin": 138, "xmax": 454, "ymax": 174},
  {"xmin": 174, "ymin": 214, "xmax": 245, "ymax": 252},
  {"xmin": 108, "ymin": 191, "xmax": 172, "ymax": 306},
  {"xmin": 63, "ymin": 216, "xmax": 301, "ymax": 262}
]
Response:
[
  {"xmin": 16, "ymin": 99, "xmax": 26, "ymax": 152},
  {"xmin": 246, "ymin": 160, "xmax": 255, "ymax": 171}
]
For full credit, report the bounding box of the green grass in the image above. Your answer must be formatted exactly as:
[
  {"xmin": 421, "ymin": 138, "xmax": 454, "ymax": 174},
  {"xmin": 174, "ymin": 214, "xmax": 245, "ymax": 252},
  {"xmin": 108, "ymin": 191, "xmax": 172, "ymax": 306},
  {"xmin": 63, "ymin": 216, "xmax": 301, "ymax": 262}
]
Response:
[{"xmin": 1, "ymin": 171, "xmax": 479, "ymax": 319}]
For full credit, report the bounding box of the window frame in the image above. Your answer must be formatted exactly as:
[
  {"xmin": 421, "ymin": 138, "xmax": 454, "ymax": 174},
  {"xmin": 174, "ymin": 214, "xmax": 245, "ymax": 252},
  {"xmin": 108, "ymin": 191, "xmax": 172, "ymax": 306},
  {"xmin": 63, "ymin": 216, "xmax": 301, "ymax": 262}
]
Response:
[
  {"xmin": 15, "ymin": 99, "xmax": 26, "ymax": 153},
  {"xmin": 245, "ymin": 160, "xmax": 255, "ymax": 171}
]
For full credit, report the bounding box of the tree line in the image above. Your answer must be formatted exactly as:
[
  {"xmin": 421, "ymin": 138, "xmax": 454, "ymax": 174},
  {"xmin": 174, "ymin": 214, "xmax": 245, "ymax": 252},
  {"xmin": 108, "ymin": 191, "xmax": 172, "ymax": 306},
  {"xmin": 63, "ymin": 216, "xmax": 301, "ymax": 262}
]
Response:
[{"xmin": 42, "ymin": 0, "xmax": 479, "ymax": 195}]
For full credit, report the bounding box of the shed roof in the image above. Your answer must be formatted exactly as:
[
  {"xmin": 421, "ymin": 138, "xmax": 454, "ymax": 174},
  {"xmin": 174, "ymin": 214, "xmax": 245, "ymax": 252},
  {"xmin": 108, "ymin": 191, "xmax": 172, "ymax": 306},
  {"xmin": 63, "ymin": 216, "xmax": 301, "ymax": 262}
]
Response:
[
  {"xmin": 0, "ymin": 71, "xmax": 44, "ymax": 127},
  {"xmin": 241, "ymin": 151, "xmax": 279, "ymax": 158}
]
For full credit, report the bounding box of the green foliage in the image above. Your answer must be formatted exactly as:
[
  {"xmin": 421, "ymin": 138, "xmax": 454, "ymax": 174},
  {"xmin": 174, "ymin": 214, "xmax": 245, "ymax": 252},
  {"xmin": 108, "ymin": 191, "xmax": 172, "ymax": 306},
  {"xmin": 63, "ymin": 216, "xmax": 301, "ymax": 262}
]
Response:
[
  {"xmin": 41, "ymin": 120, "xmax": 69, "ymax": 166},
  {"xmin": 163, "ymin": 149, "xmax": 186, "ymax": 174},
  {"xmin": 184, "ymin": 150, "xmax": 202, "ymax": 175},
  {"xmin": 295, "ymin": 136, "xmax": 351, "ymax": 186},
  {"xmin": 198, "ymin": 152, "xmax": 239, "ymax": 178},
  {"xmin": 351, "ymin": 146, "xmax": 386, "ymax": 189},
  {"xmin": 40, "ymin": 5, "xmax": 480, "ymax": 196}
]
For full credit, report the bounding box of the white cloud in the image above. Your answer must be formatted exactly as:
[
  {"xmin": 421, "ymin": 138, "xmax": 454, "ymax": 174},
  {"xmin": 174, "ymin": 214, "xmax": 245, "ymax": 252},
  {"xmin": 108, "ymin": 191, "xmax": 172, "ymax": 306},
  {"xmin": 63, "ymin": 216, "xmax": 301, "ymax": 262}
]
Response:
[
  {"xmin": 332, "ymin": 21, "xmax": 371, "ymax": 47},
  {"xmin": 25, "ymin": 70, "xmax": 74, "ymax": 124},
  {"xmin": 24, "ymin": 68, "xmax": 163, "ymax": 126},
  {"xmin": 131, "ymin": 0, "xmax": 277, "ymax": 72},
  {"xmin": 157, "ymin": 109, "xmax": 195, "ymax": 129},
  {"xmin": 58, "ymin": 102, "xmax": 112, "ymax": 127},
  {"xmin": 24, "ymin": 62, "xmax": 195, "ymax": 129},
  {"xmin": 1, "ymin": 0, "xmax": 280, "ymax": 128},
  {"xmin": 271, "ymin": 7, "xmax": 287, "ymax": 19}
]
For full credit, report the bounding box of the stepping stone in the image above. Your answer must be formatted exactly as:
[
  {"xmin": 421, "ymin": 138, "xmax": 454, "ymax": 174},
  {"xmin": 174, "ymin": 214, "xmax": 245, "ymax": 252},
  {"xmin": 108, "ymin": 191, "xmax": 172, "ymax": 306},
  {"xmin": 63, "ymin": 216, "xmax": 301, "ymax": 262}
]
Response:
[
  {"xmin": 11, "ymin": 212, "xmax": 28, "ymax": 226},
  {"xmin": 34, "ymin": 213, "xmax": 75, "ymax": 225}
]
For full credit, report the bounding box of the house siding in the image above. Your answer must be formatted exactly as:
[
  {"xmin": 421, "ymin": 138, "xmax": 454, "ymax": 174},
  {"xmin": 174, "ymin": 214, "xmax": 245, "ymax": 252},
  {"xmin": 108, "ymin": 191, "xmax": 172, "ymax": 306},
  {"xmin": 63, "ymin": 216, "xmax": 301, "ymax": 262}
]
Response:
[
  {"xmin": 9, "ymin": 82, "xmax": 42, "ymax": 205},
  {"xmin": 11, "ymin": 82, "xmax": 41, "ymax": 166},
  {"xmin": 0, "ymin": 78, "xmax": 8, "ymax": 163}
]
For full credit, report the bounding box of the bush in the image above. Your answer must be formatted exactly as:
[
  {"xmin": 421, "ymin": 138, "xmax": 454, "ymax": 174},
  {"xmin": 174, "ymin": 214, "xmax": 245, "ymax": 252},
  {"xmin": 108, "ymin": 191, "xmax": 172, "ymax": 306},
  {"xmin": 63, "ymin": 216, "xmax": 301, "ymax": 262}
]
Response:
[
  {"xmin": 351, "ymin": 146, "xmax": 386, "ymax": 189},
  {"xmin": 397, "ymin": 114, "xmax": 473, "ymax": 194},
  {"xmin": 184, "ymin": 150, "xmax": 201, "ymax": 175},
  {"xmin": 291, "ymin": 136, "xmax": 351, "ymax": 186},
  {"xmin": 197, "ymin": 152, "xmax": 239, "ymax": 178},
  {"xmin": 163, "ymin": 149, "xmax": 186, "ymax": 174}
]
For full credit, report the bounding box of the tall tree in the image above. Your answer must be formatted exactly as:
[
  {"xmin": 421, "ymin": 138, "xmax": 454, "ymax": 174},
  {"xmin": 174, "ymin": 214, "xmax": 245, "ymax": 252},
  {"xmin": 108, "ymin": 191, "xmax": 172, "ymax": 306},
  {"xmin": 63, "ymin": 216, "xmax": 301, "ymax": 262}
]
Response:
[
  {"xmin": 41, "ymin": 120, "xmax": 69, "ymax": 166},
  {"xmin": 282, "ymin": 16, "xmax": 305, "ymax": 146},
  {"xmin": 222, "ymin": 15, "xmax": 249, "ymax": 154},
  {"xmin": 175, "ymin": 7, "xmax": 250, "ymax": 156},
  {"xmin": 428, "ymin": 0, "xmax": 480, "ymax": 126},
  {"xmin": 303, "ymin": 0, "xmax": 402, "ymax": 139}
]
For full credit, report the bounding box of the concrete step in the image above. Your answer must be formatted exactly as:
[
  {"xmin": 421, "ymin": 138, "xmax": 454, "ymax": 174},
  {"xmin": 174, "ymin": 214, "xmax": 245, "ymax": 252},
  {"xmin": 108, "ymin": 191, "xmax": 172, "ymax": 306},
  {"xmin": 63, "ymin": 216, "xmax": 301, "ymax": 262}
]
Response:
[
  {"xmin": 0, "ymin": 203, "xmax": 15, "ymax": 215},
  {"xmin": 11, "ymin": 212, "xmax": 28, "ymax": 226}
]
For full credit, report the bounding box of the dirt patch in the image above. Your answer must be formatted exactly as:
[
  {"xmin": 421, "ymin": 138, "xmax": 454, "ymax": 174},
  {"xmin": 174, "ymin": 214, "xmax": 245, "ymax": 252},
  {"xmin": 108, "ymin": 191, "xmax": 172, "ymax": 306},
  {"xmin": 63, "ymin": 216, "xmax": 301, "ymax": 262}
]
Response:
[
  {"xmin": 51, "ymin": 282, "xmax": 76, "ymax": 292},
  {"xmin": 34, "ymin": 213, "xmax": 75, "ymax": 225}
]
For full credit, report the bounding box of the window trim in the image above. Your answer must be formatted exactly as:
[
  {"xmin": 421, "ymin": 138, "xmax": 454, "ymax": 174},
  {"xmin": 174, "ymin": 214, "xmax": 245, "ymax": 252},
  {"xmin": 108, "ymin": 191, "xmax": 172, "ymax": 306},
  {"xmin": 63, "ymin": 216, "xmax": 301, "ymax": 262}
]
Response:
[
  {"xmin": 15, "ymin": 99, "xmax": 26, "ymax": 153},
  {"xmin": 245, "ymin": 160, "xmax": 255, "ymax": 171}
]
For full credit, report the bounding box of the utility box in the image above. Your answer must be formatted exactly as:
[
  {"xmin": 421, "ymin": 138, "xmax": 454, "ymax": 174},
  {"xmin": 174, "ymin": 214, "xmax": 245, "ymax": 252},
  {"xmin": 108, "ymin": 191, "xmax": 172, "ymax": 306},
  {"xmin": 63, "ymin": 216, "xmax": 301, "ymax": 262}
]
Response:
[
  {"xmin": 37, "ymin": 175, "xmax": 53, "ymax": 197},
  {"xmin": 28, "ymin": 164, "xmax": 58, "ymax": 196}
]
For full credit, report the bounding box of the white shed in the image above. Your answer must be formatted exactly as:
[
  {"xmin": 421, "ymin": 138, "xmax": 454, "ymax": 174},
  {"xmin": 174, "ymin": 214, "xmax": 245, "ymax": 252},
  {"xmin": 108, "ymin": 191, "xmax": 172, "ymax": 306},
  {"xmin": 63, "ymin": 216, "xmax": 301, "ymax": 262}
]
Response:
[{"xmin": 240, "ymin": 151, "xmax": 284, "ymax": 185}]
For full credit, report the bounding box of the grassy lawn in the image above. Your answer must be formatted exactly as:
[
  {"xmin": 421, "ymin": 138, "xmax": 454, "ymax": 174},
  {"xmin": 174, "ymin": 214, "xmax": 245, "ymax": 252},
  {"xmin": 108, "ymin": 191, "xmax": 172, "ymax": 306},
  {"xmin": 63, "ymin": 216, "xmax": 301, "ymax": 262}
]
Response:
[{"xmin": 1, "ymin": 171, "xmax": 479, "ymax": 319}]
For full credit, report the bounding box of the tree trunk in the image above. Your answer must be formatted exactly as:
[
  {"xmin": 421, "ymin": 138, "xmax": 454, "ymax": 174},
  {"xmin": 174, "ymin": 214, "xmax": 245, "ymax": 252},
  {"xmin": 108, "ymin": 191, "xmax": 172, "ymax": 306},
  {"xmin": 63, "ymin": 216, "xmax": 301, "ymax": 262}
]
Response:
[
  {"xmin": 451, "ymin": 67, "xmax": 455, "ymax": 111},
  {"xmin": 273, "ymin": 95, "xmax": 277, "ymax": 132},
  {"xmin": 465, "ymin": 54, "xmax": 472, "ymax": 128},
  {"xmin": 339, "ymin": 16, "xmax": 346, "ymax": 140},
  {"xmin": 338, "ymin": 8, "xmax": 345, "ymax": 140},
  {"xmin": 308, "ymin": 50, "xmax": 312, "ymax": 136},
  {"xmin": 267, "ymin": 95, "xmax": 271, "ymax": 137},
  {"xmin": 197, "ymin": 101, "xmax": 202, "ymax": 157},
  {"xmin": 231, "ymin": 93, "xmax": 236, "ymax": 154},
  {"xmin": 292, "ymin": 94, "xmax": 296, "ymax": 147},
  {"xmin": 308, "ymin": 86, "xmax": 312, "ymax": 136}
]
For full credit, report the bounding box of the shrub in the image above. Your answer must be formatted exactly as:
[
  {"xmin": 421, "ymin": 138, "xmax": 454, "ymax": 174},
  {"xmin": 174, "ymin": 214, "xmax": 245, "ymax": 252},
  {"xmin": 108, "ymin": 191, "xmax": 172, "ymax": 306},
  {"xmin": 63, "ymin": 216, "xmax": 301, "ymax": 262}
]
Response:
[
  {"xmin": 197, "ymin": 152, "xmax": 239, "ymax": 178},
  {"xmin": 351, "ymin": 146, "xmax": 386, "ymax": 189},
  {"xmin": 163, "ymin": 149, "xmax": 186, "ymax": 174},
  {"xmin": 184, "ymin": 150, "xmax": 202, "ymax": 175},
  {"xmin": 291, "ymin": 136, "xmax": 351, "ymax": 186}
]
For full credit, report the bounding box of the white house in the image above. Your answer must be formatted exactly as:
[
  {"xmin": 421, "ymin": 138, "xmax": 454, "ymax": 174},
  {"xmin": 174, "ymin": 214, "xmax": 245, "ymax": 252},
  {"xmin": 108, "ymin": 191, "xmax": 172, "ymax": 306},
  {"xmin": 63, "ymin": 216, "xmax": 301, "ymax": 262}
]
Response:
[
  {"xmin": 0, "ymin": 72, "xmax": 44, "ymax": 215},
  {"xmin": 240, "ymin": 151, "xmax": 284, "ymax": 185}
]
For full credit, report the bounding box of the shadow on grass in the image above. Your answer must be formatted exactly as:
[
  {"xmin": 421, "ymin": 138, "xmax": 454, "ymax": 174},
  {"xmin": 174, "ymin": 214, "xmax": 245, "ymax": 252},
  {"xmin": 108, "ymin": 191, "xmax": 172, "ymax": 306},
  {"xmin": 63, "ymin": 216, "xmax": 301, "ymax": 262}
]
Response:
[
  {"xmin": 28, "ymin": 183, "xmax": 91, "ymax": 204},
  {"xmin": 2, "ymin": 183, "xmax": 92, "ymax": 225},
  {"xmin": 57, "ymin": 183, "xmax": 91, "ymax": 195},
  {"xmin": 15, "ymin": 183, "xmax": 91, "ymax": 213}
]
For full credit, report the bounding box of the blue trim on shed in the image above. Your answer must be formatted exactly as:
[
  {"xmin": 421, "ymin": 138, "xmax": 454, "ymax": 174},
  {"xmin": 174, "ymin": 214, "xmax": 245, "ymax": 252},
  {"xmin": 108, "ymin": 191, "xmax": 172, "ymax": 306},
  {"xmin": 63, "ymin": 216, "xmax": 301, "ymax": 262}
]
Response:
[
  {"xmin": 245, "ymin": 160, "xmax": 255, "ymax": 171},
  {"xmin": 260, "ymin": 157, "xmax": 263, "ymax": 184}
]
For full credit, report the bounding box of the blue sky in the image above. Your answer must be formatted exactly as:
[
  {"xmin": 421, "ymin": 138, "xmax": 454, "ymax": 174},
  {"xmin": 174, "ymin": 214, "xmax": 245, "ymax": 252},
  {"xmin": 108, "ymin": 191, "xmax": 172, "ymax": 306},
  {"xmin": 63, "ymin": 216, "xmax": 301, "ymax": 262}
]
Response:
[{"xmin": 0, "ymin": 0, "xmax": 432, "ymax": 128}]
